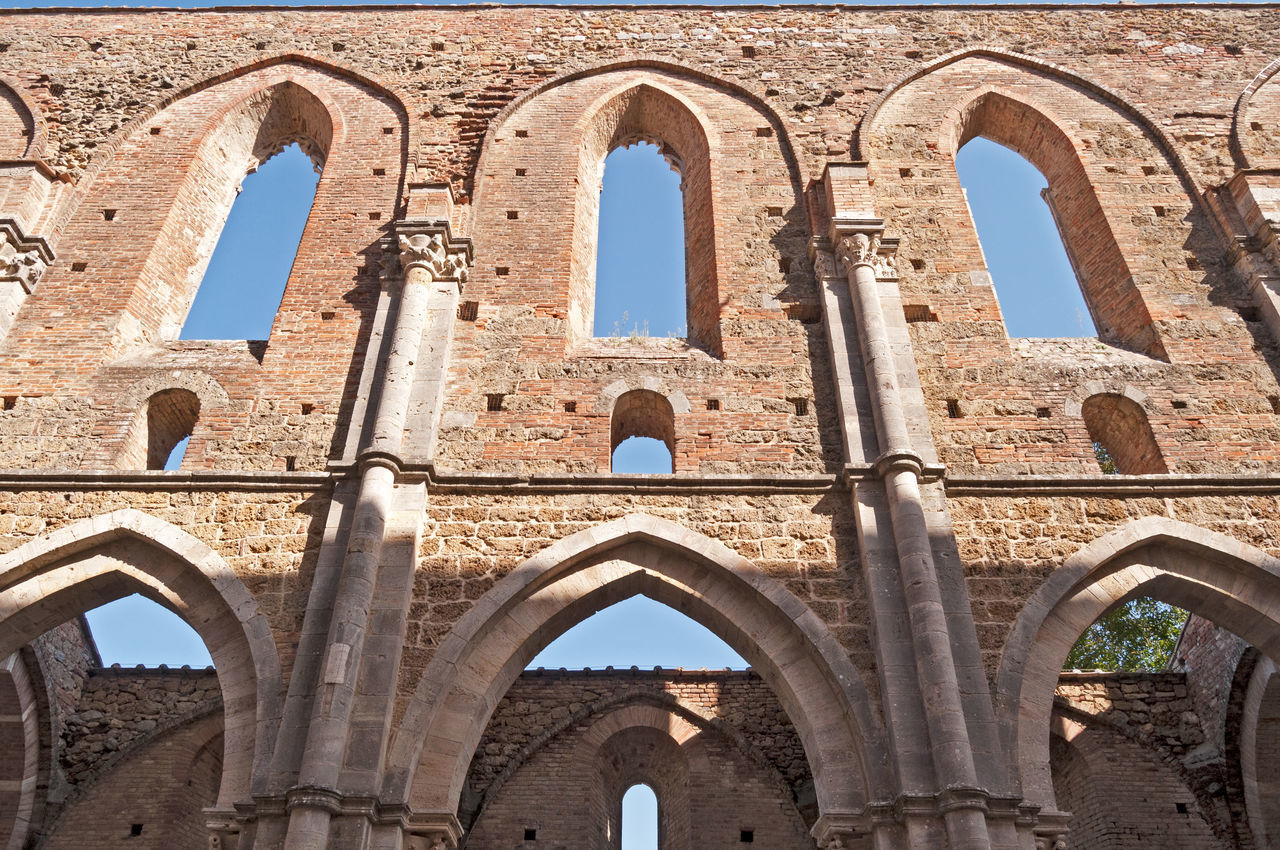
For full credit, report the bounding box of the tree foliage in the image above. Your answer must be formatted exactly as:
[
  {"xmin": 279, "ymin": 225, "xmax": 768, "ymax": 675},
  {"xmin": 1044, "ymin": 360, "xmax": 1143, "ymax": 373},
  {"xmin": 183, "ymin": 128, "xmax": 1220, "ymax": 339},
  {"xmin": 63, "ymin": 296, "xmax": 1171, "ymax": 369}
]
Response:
[{"xmin": 1064, "ymin": 597, "xmax": 1188, "ymax": 671}]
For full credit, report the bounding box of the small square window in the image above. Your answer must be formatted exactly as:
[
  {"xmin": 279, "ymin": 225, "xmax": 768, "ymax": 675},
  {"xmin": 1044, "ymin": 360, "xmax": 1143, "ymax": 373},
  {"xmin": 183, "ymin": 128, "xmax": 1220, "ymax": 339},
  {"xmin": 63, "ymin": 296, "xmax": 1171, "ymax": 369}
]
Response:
[
  {"xmin": 507, "ymin": 210, "xmax": 519, "ymax": 220},
  {"xmin": 741, "ymin": 45, "xmax": 757, "ymax": 58},
  {"xmin": 487, "ymin": 393, "xmax": 505, "ymax": 412},
  {"xmin": 71, "ymin": 262, "xmax": 88, "ymax": 272},
  {"xmin": 755, "ymin": 127, "xmax": 773, "ymax": 137},
  {"xmin": 516, "ymin": 168, "xmax": 527, "ymax": 176},
  {"xmin": 790, "ymin": 398, "xmax": 809, "ymax": 416},
  {"xmin": 515, "ymin": 129, "xmax": 529, "ymax": 139},
  {"xmin": 563, "ymin": 400, "xmax": 577, "ymax": 413},
  {"xmin": 458, "ymin": 301, "xmax": 479, "ymax": 321},
  {"xmin": 947, "ymin": 400, "xmax": 962, "ymax": 419},
  {"xmin": 373, "ymin": 167, "xmax": 386, "ymax": 176},
  {"xmin": 495, "ymin": 267, "xmax": 510, "ymax": 277},
  {"xmin": 706, "ymin": 399, "xmax": 720, "ymax": 411},
  {"xmin": 1175, "ymin": 802, "xmax": 1188, "ymax": 814},
  {"xmin": 740, "ymin": 830, "xmax": 754, "ymax": 843},
  {"xmin": 130, "ymin": 824, "xmax": 144, "ymax": 837},
  {"xmin": 2, "ymin": 396, "xmax": 15, "ymax": 411},
  {"xmin": 1036, "ymin": 407, "xmax": 1051, "ymax": 419},
  {"xmin": 149, "ymin": 127, "xmax": 162, "ymax": 135},
  {"xmin": 382, "ymin": 127, "xmax": 394, "ymax": 135},
  {"xmin": 766, "ymin": 206, "xmax": 782, "ymax": 218},
  {"xmin": 524, "ymin": 828, "xmax": 537, "ymax": 841},
  {"xmin": 102, "ymin": 209, "xmax": 117, "ymax": 221}
]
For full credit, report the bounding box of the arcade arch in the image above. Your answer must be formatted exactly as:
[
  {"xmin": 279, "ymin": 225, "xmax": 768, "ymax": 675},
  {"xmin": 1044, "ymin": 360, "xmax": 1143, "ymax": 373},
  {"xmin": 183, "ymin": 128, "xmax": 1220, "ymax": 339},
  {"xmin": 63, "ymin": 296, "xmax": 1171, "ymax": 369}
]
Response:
[{"xmin": 384, "ymin": 514, "xmax": 883, "ymax": 826}]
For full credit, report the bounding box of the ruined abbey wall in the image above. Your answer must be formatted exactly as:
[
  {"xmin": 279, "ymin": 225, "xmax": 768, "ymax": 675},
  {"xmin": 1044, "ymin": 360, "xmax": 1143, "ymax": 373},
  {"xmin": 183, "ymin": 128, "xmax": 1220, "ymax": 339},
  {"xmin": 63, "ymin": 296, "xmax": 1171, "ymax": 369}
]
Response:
[{"xmin": 1, "ymin": 4, "xmax": 1280, "ymax": 850}]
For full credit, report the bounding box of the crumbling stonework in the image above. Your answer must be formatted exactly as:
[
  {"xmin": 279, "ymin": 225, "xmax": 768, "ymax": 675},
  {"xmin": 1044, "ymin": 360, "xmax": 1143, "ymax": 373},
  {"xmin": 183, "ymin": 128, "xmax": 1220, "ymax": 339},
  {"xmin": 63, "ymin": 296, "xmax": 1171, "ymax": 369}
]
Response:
[{"xmin": 1, "ymin": 4, "xmax": 1280, "ymax": 850}]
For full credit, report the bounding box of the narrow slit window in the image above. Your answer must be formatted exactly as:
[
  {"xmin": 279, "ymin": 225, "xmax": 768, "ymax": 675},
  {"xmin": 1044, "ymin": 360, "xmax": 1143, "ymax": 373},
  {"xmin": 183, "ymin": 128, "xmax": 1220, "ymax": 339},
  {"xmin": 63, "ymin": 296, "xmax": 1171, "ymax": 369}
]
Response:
[
  {"xmin": 955, "ymin": 137, "xmax": 1095, "ymax": 338},
  {"xmin": 621, "ymin": 784, "xmax": 659, "ymax": 850},
  {"xmin": 593, "ymin": 142, "xmax": 686, "ymax": 340},
  {"xmin": 180, "ymin": 143, "xmax": 320, "ymax": 340}
]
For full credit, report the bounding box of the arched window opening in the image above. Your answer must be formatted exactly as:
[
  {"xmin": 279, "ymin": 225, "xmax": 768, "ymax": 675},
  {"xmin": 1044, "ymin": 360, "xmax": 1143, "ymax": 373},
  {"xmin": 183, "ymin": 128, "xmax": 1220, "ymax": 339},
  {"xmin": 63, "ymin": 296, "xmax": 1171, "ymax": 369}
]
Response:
[
  {"xmin": 570, "ymin": 83, "xmax": 720, "ymax": 354},
  {"xmin": 118, "ymin": 388, "xmax": 200, "ymax": 471},
  {"xmin": 955, "ymin": 137, "xmax": 1094, "ymax": 338},
  {"xmin": 611, "ymin": 390, "xmax": 675, "ymax": 473},
  {"xmin": 1064, "ymin": 596, "xmax": 1188, "ymax": 671},
  {"xmin": 1081, "ymin": 393, "xmax": 1167, "ymax": 474},
  {"xmin": 84, "ymin": 594, "xmax": 213, "ymax": 668},
  {"xmin": 593, "ymin": 142, "xmax": 686, "ymax": 340},
  {"xmin": 179, "ymin": 142, "xmax": 320, "ymax": 340},
  {"xmin": 528, "ymin": 596, "xmax": 747, "ymax": 670},
  {"xmin": 948, "ymin": 91, "xmax": 1164, "ymax": 358},
  {"xmin": 622, "ymin": 783, "xmax": 659, "ymax": 850}
]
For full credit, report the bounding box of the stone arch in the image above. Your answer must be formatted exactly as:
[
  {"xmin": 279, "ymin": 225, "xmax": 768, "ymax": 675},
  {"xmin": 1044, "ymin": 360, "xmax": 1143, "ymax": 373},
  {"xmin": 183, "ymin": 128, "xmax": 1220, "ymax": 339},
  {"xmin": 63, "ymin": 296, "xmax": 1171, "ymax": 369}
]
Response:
[
  {"xmin": 383, "ymin": 514, "xmax": 884, "ymax": 823},
  {"xmin": 1078, "ymin": 392, "xmax": 1167, "ymax": 474},
  {"xmin": 0, "ymin": 651, "xmax": 41, "ymax": 850},
  {"xmin": 997, "ymin": 516, "xmax": 1280, "ymax": 812},
  {"xmin": 858, "ymin": 49, "xmax": 1212, "ymax": 359},
  {"xmin": 1233, "ymin": 56, "xmax": 1280, "ymax": 170},
  {"xmin": 466, "ymin": 687, "xmax": 810, "ymax": 834},
  {"xmin": 0, "ymin": 509, "xmax": 283, "ymax": 807},
  {"xmin": 1236, "ymin": 651, "xmax": 1280, "ymax": 847},
  {"xmin": 0, "ymin": 74, "xmax": 40, "ymax": 160}
]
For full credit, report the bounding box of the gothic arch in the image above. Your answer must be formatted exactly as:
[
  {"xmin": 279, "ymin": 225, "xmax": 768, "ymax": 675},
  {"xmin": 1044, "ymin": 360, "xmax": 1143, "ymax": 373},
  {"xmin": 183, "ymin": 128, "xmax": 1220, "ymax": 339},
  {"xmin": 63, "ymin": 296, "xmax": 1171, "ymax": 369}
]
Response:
[
  {"xmin": 1233, "ymin": 56, "xmax": 1280, "ymax": 170},
  {"xmin": 858, "ymin": 50, "xmax": 1209, "ymax": 358},
  {"xmin": 383, "ymin": 514, "xmax": 884, "ymax": 822},
  {"xmin": 0, "ymin": 509, "xmax": 283, "ymax": 807},
  {"xmin": 997, "ymin": 517, "xmax": 1280, "ymax": 811},
  {"xmin": 854, "ymin": 46, "xmax": 1199, "ymax": 195},
  {"xmin": 476, "ymin": 56, "xmax": 804, "ymax": 191},
  {"xmin": 0, "ymin": 73, "xmax": 42, "ymax": 160}
]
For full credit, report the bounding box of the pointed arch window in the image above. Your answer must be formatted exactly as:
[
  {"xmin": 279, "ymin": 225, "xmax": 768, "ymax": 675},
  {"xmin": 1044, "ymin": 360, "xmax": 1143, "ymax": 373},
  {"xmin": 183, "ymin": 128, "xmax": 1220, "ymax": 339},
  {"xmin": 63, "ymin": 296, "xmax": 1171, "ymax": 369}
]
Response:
[
  {"xmin": 611, "ymin": 389, "xmax": 675, "ymax": 473},
  {"xmin": 949, "ymin": 91, "xmax": 1164, "ymax": 358},
  {"xmin": 572, "ymin": 84, "xmax": 721, "ymax": 355},
  {"xmin": 1080, "ymin": 393, "xmax": 1167, "ymax": 474}
]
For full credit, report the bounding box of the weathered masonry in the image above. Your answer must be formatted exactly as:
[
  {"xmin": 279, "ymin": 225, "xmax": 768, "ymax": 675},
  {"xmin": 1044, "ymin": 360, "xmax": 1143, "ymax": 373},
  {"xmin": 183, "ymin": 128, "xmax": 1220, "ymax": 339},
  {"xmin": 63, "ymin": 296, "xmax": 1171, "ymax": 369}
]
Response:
[{"xmin": 4, "ymin": 3, "xmax": 1280, "ymax": 848}]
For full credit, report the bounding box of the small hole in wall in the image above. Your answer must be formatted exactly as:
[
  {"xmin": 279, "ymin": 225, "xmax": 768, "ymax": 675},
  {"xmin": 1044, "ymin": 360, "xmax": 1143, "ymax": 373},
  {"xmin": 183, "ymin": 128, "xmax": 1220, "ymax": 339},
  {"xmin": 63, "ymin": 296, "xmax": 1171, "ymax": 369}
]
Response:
[
  {"xmin": 1172, "ymin": 399, "xmax": 1188, "ymax": 410},
  {"xmin": 332, "ymin": 42, "xmax": 345, "ymax": 52},
  {"xmin": 507, "ymin": 210, "xmax": 519, "ymax": 220},
  {"xmin": 1269, "ymin": 395, "xmax": 1280, "ymax": 414},
  {"xmin": 149, "ymin": 127, "xmax": 161, "ymax": 135},
  {"xmin": 458, "ymin": 301, "xmax": 479, "ymax": 321},
  {"xmin": 741, "ymin": 45, "xmax": 757, "ymax": 58},
  {"xmin": 382, "ymin": 127, "xmax": 393, "ymax": 135},
  {"xmin": 1226, "ymin": 44, "xmax": 1244, "ymax": 55},
  {"xmin": 1153, "ymin": 205, "xmax": 1166, "ymax": 217},
  {"xmin": 487, "ymin": 393, "xmax": 505, "ymax": 412},
  {"xmin": 284, "ymin": 456, "xmax": 296, "ymax": 472},
  {"xmin": 2, "ymin": 396, "xmax": 16, "ymax": 410},
  {"xmin": 71, "ymin": 262, "xmax": 88, "ymax": 272},
  {"xmin": 790, "ymin": 397, "xmax": 809, "ymax": 416},
  {"xmin": 130, "ymin": 824, "xmax": 144, "ymax": 837},
  {"xmin": 1252, "ymin": 121, "xmax": 1265, "ymax": 131},
  {"xmin": 495, "ymin": 267, "xmax": 509, "ymax": 277},
  {"xmin": 766, "ymin": 206, "xmax": 782, "ymax": 218},
  {"xmin": 321, "ymin": 310, "xmax": 335, "ymax": 320},
  {"xmin": 563, "ymin": 400, "xmax": 577, "ymax": 413},
  {"xmin": 368, "ymin": 212, "xmax": 381, "ymax": 220},
  {"xmin": 755, "ymin": 127, "xmax": 773, "ymax": 137},
  {"xmin": 515, "ymin": 168, "xmax": 527, "ymax": 176},
  {"xmin": 254, "ymin": 41, "xmax": 267, "ymax": 50},
  {"xmin": 372, "ymin": 167, "xmax": 385, "ymax": 176},
  {"xmin": 524, "ymin": 829, "xmax": 537, "ymax": 841},
  {"xmin": 102, "ymin": 209, "xmax": 116, "ymax": 221},
  {"xmin": 431, "ymin": 41, "xmax": 445, "ymax": 51},
  {"xmin": 1175, "ymin": 802, "xmax": 1189, "ymax": 814},
  {"xmin": 706, "ymin": 398, "xmax": 720, "ymax": 411},
  {"xmin": 740, "ymin": 830, "xmax": 754, "ymax": 843},
  {"xmin": 1186, "ymin": 256, "xmax": 1203, "ymax": 271},
  {"xmin": 899, "ymin": 167, "xmax": 914, "ymax": 178},
  {"xmin": 946, "ymin": 399, "xmax": 962, "ymax": 419},
  {"xmin": 1141, "ymin": 165, "xmax": 1158, "ymax": 176},
  {"xmin": 515, "ymin": 129, "xmax": 529, "ymax": 139},
  {"xmin": 301, "ymin": 403, "xmax": 315, "ymax": 415},
  {"xmin": 903, "ymin": 304, "xmax": 938, "ymax": 323},
  {"xmin": 909, "ymin": 258, "xmax": 926, "ymax": 271},
  {"xmin": 779, "ymin": 257, "xmax": 791, "ymax": 273},
  {"xmin": 1036, "ymin": 407, "xmax": 1051, "ymax": 419}
]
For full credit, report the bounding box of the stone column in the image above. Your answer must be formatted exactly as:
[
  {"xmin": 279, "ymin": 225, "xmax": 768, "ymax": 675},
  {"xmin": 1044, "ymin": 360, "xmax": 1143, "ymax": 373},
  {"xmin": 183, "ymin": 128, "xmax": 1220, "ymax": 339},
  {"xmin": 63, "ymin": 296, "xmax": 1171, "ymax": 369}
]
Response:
[
  {"xmin": 835, "ymin": 223, "xmax": 990, "ymax": 850},
  {"xmin": 280, "ymin": 221, "xmax": 470, "ymax": 850}
]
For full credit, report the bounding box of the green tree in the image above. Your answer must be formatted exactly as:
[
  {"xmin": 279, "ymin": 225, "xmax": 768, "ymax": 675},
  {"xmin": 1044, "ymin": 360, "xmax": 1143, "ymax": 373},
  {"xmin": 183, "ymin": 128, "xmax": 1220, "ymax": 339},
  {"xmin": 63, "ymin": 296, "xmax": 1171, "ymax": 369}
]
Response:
[{"xmin": 1064, "ymin": 597, "xmax": 1189, "ymax": 670}]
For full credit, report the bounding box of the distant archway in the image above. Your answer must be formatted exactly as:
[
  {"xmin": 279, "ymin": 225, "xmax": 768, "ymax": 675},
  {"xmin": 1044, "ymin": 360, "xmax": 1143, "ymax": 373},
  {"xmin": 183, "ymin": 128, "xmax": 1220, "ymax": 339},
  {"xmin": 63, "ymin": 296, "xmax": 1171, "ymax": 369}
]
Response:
[{"xmin": 384, "ymin": 515, "xmax": 883, "ymax": 824}]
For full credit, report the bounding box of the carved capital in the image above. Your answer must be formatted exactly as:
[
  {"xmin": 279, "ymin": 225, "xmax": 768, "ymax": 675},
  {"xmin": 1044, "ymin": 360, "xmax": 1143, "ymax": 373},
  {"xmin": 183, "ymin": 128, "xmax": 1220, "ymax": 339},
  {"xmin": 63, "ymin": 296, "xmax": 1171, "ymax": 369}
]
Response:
[
  {"xmin": 835, "ymin": 232, "xmax": 897, "ymax": 280},
  {"xmin": 0, "ymin": 219, "xmax": 53, "ymax": 294},
  {"xmin": 395, "ymin": 220, "xmax": 472, "ymax": 286}
]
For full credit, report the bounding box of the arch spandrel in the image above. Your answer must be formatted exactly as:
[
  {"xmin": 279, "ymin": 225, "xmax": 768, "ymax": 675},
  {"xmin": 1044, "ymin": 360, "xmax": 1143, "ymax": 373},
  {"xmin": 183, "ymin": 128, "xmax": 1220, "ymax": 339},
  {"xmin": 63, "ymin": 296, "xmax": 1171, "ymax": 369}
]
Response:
[
  {"xmin": 997, "ymin": 517, "xmax": 1280, "ymax": 811},
  {"xmin": 383, "ymin": 514, "xmax": 884, "ymax": 823},
  {"xmin": 0, "ymin": 509, "xmax": 283, "ymax": 806}
]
